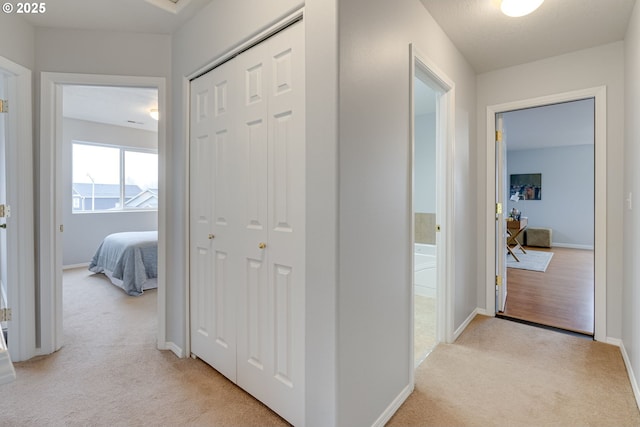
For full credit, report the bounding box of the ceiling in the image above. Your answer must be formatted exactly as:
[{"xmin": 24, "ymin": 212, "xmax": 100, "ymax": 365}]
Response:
[
  {"xmin": 20, "ymin": 0, "xmax": 212, "ymax": 34},
  {"xmin": 63, "ymin": 86, "xmax": 159, "ymax": 132},
  {"xmin": 503, "ymin": 98, "xmax": 594, "ymax": 152},
  {"xmin": 419, "ymin": 0, "xmax": 636, "ymax": 73}
]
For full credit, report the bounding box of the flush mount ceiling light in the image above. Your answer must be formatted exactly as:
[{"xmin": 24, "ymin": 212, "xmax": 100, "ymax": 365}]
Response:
[
  {"xmin": 150, "ymin": 109, "xmax": 159, "ymax": 120},
  {"xmin": 500, "ymin": 0, "xmax": 544, "ymax": 17}
]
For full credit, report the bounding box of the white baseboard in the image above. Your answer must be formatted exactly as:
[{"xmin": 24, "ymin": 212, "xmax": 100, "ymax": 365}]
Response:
[
  {"xmin": 372, "ymin": 383, "xmax": 413, "ymax": 427},
  {"xmin": 551, "ymin": 243, "xmax": 594, "ymax": 250},
  {"xmin": 63, "ymin": 262, "xmax": 90, "ymax": 270},
  {"xmin": 453, "ymin": 308, "xmax": 481, "ymax": 341},
  {"xmin": 619, "ymin": 341, "xmax": 640, "ymax": 412},
  {"xmin": 158, "ymin": 341, "xmax": 184, "ymax": 358}
]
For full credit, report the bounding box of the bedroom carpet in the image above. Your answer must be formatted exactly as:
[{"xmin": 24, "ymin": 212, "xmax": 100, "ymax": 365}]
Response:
[{"xmin": 1, "ymin": 269, "xmax": 639, "ymax": 426}]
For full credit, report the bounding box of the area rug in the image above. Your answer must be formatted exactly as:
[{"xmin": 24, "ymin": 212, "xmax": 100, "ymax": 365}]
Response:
[{"xmin": 507, "ymin": 249, "xmax": 553, "ymax": 272}]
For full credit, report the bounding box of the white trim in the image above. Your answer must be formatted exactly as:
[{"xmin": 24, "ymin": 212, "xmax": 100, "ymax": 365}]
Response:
[
  {"xmin": 410, "ymin": 44, "xmax": 456, "ymax": 391},
  {"xmin": 39, "ymin": 72, "xmax": 167, "ymax": 356},
  {"xmin": 187, "ymin": 8, "xmax": 304, "ymax": 81},
  {"xmin": 62, "ymin": 262, "xmax": 90, "ymax": 270},
  {"xmin": 372, "ymin": 383, "xmax": 413, "ymax": 427},
  {"xmin": 485, "ymin": 86, "xmax": 606, "ymax": 341},
  {"xmin": 158, "ymin": 341, "xmax": 184, "ymax": 358},
  {"xmin": 619, "ymin": 341, "xmax": 640, "ymax": 412},
  {"xmin": 453, "ymin": 309, "xmax": 480, "ymax": 341},
  {"xmin": 0, "ymin": 56, "xmax": 35, "ymax": 362},
  {"xmin": 552, "ymin": 243, "xmax": 594, "ymax": 250}
]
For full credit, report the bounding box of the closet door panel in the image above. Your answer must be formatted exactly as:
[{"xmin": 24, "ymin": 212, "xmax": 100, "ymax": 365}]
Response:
[{"xmin": 189, "ymin": 60, "xmax": 239, "ymax": 383}]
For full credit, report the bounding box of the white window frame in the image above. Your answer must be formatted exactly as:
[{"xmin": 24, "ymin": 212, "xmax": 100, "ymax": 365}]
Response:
[{"xmin": 71, "ymin": 140, "xmax": 159, "ymax": 213}]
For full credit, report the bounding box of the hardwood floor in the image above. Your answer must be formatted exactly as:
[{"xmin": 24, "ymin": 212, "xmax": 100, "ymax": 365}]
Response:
[{"xmin": 502, "ymin": 246, "xmax": 594, "ymax": 335}]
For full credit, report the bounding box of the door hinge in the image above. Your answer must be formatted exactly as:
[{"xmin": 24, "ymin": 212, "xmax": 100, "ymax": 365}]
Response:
[
  {"xmin": 495, "ymin": 130, "xmax": 502, "ymax": 142},
  {"xmin": 0, "ymin": 99, "xmax": 8, "ymax": 113},
  {"xmin": 496, "ymin": 202, "xmax": 503, "ymax": 214},
  {"xmin": 59, "ymin": 224, "xmax": 64, "ymax": 232},
  {"xmin": 496, "ymin": 275, "xmax": 502, "ymax": 286},
  {"xmin": 0, "ymin": 308, "xmax": 11, "ymax": 322}
]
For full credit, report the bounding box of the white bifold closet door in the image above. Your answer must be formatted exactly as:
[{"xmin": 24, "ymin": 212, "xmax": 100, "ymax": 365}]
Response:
[{"xmin": 189, "ymin": 20, "xmax": 305, "ymax": 426}]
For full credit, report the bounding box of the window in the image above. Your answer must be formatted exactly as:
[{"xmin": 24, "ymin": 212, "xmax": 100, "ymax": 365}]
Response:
[{"xmin": 72, "ymin": 142, "xmax": 158, "ymax": 212}]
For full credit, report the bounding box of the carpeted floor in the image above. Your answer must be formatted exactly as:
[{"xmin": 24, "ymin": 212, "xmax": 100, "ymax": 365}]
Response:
[
  {"xmin": 389, "ymin": 315, "xmax": 640, "ymax": 426},
  {"xmin": 1, "ymin": 268, "xmax": 288, "ymax": 427},
  {"xmin": 1, "ymin": 268, "xmax": 638, "ymax": 426}
]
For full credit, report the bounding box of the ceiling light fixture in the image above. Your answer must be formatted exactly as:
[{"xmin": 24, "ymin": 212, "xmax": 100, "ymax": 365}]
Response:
[
  {"xmin": 150, "ymin": 108, "xmax": 159, "ymax": 120},
  {"xmin": 500, "ymin": 0, "xmax": 544, "ymax": 17}
]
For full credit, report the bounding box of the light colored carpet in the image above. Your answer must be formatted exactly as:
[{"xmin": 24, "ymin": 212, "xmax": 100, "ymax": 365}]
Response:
[
  {"xmin": 507, "ymin": 249, "xmax": 553, "ymax": 272},
  {"xmin": 2, "ymin": 269, "xmax": 639, "ymax": 426},
  {"xmin": 389, "ymin": 315, "xmax": 640, "ymax": 426},
  {"xmin": 0, "ymin": 268, "xmax": 288, "ymax": 426}
]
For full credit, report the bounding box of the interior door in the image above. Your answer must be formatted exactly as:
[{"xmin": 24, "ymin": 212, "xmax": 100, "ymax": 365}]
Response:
[
  {"xmin": 189, "ymin": 20, "xmax": 305, "ymax": 426},
  {"xmin": 495, "ymin": 113, "xmax": 508, "ymax": 312},
  {"xmin": 189, "ymin": 58, "xmax": 239, "ymax": 382},
  {"xmin": 235, "ymin": 21, "xmax": 306, "ymax": 424}
]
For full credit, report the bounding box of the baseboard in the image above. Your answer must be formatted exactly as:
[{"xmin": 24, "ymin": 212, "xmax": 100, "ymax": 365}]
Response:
[
  {"xmin": 158, "ymin": 341, "xmax": 184, "ymax": 358},
  {"xmin": 619, "ymin": 341, "xmax": 640, "ymax": 411},
  {"xmin": 551, "ymin": 243, "xmax": 594, "ymax": 250},
  {"xmin": 453, "ymin": 308, "xmax": 480, "ymax": 341},
  {"xmin": 63, "ymin": 262, "xmax": 90, "ymax": 270},
  {"xmin": 371, "ymin": 383, "xmax": 413, "ymax": 427}
]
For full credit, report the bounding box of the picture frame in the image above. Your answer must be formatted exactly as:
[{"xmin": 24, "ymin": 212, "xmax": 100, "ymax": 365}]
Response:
[{"xmin": 510, "ymin": 173, "xmax": 541, "ymax": 200}]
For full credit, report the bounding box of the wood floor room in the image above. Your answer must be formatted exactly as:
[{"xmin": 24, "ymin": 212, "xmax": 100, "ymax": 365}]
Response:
[{"xmin": 502, "ymin": 246, "xmax": 594, "ymax": 335}]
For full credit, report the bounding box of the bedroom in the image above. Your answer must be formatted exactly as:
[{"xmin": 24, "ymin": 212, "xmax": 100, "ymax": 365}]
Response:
[{"xmin": 62, "ymin": 85, "xmax": 159, "ymax": 317}]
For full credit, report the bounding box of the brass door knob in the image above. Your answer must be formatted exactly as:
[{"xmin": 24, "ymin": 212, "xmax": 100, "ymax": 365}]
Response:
[
  {"xmin": 208, "ymin": 234, "xmax": 215, "ymax": 240},
  {"xmin": 258, "ymin": 242, "xmax": 266, "ymax": 249}
]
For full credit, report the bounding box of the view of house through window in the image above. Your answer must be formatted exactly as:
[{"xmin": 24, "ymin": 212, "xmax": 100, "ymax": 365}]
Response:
[{"xmin": 72, "ymin": 142, "xmax": 158, "ymax": 212}]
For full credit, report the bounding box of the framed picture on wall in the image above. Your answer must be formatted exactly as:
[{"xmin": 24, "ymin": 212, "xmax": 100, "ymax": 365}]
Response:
[{"xmin": 510, "ymin": 173, "xmax": 542, "ymax": 200}]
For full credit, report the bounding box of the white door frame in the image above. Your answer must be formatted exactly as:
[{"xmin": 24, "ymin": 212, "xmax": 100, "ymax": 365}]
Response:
[
  {"xmin": 409, "ymin": 44, "xmax": 455, "ymax": 379},
  {"xmin": 39, "ymin": 72, "xmax": 167, "ymax": 355},
  {"xmin": 485, "ymin": 86, "xmax": 606, "ymax": 341},
  {"xmin": 0, "ymin": 55, "xmax": 35, "ymax": 362}
]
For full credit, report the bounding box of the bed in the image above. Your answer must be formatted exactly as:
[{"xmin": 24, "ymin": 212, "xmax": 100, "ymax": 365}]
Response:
[{"xmin": 88, "ymin": 231, "xmax": 158, "ymax": 296}]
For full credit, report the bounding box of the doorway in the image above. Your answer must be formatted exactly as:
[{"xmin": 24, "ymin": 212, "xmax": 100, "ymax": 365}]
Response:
[
  {"xmin": 497, "ymin": 100, "xmax": 595, "ymax": 335},
  {"xmin": 39, "ymin": 73, "xmax": 167, "ymax": 356},
  {"xmin": 60, "ymin": 84, "xmax": 159, "ymax": 338},
  {"xmin": 486, "ymin": 87, "xmax": 607, "ymax": 341},
  {"xmin": 0, "ymin": 55, "xmax": 34, "ymax": 364},
  {"xmin": 411, "ymin": 45, "xmax": 455, "ymax": 370}
]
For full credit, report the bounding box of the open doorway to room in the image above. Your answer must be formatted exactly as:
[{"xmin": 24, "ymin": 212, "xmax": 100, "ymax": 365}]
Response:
[
  {"xmin": 411, "ymin": 46, "xmax": 454, "ymax": 368},
  {"xmin": 60, "ymin": 85, "xmax": 159, "ymax": 344},
  {"xmin": 413, "ymin": 72, "xmax": 439, "ymax": 364},
  {"xmin": 496, "ymin": 99, "xmax": 595, "ymax": 336},
  {"xmin": 39, "ymin": 72, "xmax": 167, "ymax": 356}
]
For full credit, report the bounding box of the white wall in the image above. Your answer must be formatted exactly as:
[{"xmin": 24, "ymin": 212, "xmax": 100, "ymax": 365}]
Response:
[
  {"xmin": 0, "ymin": 15, "xmax": 34, "ymax": 69},
  {"xmin": 623, "ymin": 0, "xmax": 640, "ymax": 406},
  {"xmin": 507, "ymin": 145, "xmax": 594, "ymax": 248},
  {"xmin": 338, "ymin": 0, "xmax": 477, "ymax": 425},
  {"xmin": 61, "ymin": 118, "xmax": 158, "ymax": 266},
  {"xmin": 172, "ymin": 1, "xmax": 340, "ymax": 425},
  {"xmin": 477, "ymin": 42, "xmax": 625, "ymax": 337},
  {"xmin": 415, "ymin": 112, "xmax": 436, "ymax": 213}
]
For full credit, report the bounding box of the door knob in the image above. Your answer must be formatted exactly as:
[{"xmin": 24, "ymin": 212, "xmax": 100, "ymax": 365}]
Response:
[
  {"xmin": 0, "ymin": 224, "xmax": 6, "ymax": 229},
  {"xmin": 258, "ymin": 242, "xmax": 266, "ymax": 249},
  {"xmin": 208, "ymin": 234, "xmax": 215, "ymax": 240}
]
